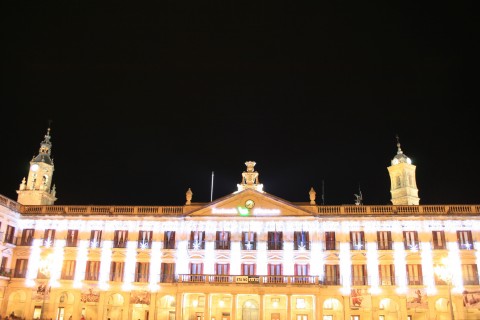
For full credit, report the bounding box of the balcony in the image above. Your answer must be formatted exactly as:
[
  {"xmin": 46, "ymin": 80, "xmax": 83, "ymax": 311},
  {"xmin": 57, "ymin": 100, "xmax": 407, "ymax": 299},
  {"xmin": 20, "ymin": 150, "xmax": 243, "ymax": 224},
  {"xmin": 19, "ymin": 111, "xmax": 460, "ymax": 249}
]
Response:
[{"xmin": 214, "ymin": 241, "xmax": 231, "ymax": 250}]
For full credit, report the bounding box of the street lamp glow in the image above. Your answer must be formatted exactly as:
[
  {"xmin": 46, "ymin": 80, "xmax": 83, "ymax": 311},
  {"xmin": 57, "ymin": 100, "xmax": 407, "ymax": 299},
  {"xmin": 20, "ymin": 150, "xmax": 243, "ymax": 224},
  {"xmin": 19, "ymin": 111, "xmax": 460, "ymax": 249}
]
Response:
[{"xmin": 434, "ymin": 258, "xmax": 455, "ymax": 320}]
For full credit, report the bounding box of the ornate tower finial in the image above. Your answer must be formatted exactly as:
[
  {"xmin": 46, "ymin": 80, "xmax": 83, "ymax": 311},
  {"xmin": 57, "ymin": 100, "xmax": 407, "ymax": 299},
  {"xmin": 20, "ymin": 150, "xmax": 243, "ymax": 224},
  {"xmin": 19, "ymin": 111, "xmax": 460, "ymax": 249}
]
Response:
[{"xmin": 396, "ymin": 134, "xmax": 403, "ymax": 154}]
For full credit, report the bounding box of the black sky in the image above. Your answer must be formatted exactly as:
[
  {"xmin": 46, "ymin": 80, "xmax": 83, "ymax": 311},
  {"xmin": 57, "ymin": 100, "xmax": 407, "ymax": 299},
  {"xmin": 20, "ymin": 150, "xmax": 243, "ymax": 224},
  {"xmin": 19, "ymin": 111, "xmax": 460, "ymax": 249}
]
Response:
[{"xmin": 1, "ymin": 1, "xmax": 477, "ymax": 206}]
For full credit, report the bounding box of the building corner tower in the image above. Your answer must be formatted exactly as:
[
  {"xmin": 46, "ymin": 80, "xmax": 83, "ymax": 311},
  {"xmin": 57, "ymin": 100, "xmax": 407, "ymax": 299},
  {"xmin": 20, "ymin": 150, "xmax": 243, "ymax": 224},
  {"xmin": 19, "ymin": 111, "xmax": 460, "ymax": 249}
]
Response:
[
  {"xmin": 387, "ymin": 136, "xmax": 420, "ymax": 205},
  {"xmin": 16, "ymin": 127, "xmax": 57, "ymax": 205}
]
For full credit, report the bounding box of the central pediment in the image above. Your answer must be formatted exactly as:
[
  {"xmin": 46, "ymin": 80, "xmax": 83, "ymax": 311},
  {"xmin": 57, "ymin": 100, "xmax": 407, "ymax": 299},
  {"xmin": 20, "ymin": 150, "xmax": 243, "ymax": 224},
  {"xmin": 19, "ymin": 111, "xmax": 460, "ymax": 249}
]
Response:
[{"xmin": 187, "ymin": 189, "xmax": 314, "ymax": 218}]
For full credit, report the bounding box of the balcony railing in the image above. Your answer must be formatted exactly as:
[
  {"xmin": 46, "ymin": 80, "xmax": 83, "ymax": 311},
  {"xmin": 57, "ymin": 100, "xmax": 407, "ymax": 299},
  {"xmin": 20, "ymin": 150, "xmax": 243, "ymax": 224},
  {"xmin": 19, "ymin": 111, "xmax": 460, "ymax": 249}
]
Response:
[{"xmin": 267, "ymin": 241, "xmax": 284, "ymax": 250}]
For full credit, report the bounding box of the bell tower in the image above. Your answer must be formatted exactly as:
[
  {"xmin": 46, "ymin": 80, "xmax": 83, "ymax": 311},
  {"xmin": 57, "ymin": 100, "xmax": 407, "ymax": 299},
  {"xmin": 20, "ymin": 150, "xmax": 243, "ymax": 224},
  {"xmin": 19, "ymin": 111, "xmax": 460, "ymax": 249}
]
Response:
[
  {"xmin": 17, "ymin": 127, "xmax": 57, "ymax": 205},
  {"xmin": 387, "ymin": 136, "xmax": 419, "ymax": 205}
]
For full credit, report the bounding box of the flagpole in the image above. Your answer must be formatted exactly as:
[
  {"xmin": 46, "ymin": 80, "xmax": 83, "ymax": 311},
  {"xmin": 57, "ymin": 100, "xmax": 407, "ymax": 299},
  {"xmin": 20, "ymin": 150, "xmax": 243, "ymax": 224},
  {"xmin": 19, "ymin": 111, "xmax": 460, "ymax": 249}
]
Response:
[{"xmin": 210, "ymin": 171, "xmax": 214, "ymax": 202}]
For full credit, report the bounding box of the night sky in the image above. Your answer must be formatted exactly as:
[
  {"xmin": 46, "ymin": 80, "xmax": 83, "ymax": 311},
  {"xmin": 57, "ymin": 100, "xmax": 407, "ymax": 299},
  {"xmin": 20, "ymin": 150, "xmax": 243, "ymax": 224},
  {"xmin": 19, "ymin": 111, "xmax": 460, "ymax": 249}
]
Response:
[{"xmin": 1, "ymin": 1, "xmax": 477, "ymax": 206}]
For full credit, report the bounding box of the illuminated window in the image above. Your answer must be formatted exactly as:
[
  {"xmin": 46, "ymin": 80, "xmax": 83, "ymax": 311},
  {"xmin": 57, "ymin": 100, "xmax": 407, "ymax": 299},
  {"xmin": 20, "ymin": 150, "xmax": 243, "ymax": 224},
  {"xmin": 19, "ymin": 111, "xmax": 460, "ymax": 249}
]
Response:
[
  {"xmin": 189, "ymin": 263, "xmax": 204, "ymax": 282},
  {"xmin": 20, "ymin": 228, "xmax": 34, "ymax": 246},
  {"xmin": 61, "ymin": 260, "xmax": 76, "ymax": 280},
  {"xmin": 110, "ymin": 261, "xmax": 124, "ymax": 282},
  {"xmin": 406, "ymin": 264, "xmax": 423, "ymax": 285},
  {"xmin": 164, "ymin": 231, "xmax": 176, "ymax": 249},
  {"xmin": 352, "ymin": 264, "xmax": 367, "ymax": 285},
  {"xmin": 457, "ymin": 230, "xmax": 473, "ymax": 250},
  {"xmin": 14, "ymin": 258, "xmax": 28, "ymax": 278},
  {"xmin": 241, "ymin": 263, "xmax": 255, "ymax": 276},
  {"xmin": 403, "ymin": 231, "xmax": 419, "ymax": 251},
  {"xmin": 432, "ymin": 231, "xmax": 446, "ymax": 250},
  {"xmin": 161, "ymin": 262, "xmax": 176, "ymax": 283},
  {"xmin": 138, "ymin": 230, "xmax": 152, "ymax": 249},
  {"xmin": 378, "ymin": 264, "xmax": 395, "ymax": 285},
  {"xmin": 89, "ymin": 230, "xmax": 102, "ymax": 248},
  {"xmin": 5, "ymin": 225, "xmax": 15, "ymax": 244},
  {"xmin": 215, "ymin": 231, "xmax": 231, "ymax": 250},
  {"xmin": 66, "ymin": 229, "xmax": 78, "ymax": 247},
  {"xmin": 135, "ymin": 262, "xmax": 150, "ymax": 282},
  {"xmin": 267, "ymin": 264, "xmax": 283, "ymax": 283},
  {"xmin": 325, "ymin": 232, "xmax": 336, "ymax": 250},
  {"xmin": 350, "ymin": 231, "xmax": 365, "ymax": 250},
  {"xmin": 113, "ymin": 230, "xmax": 128, "ymax": 248},
  {"xmin": 214, "ymin": 263, "xmax": 230, "ymax": 282},
  {"xmin": 294, "ymin": 264, "xmax": 310, "ymax": 283},
  {"xmin": 189, "ymin": 231, "xmax": 205, "ymax": 250},
  {"xmin": 85, "ymin": 260, "xmax": 101, "ymax": 281},
  {"xmin": 377, "ymin": 231, "xmax": 392, "ymax": 250},
  {"xmin": 294, "ymin": 231, "xmax": 310, "ymax": 250},
  {"xmin": 43, "ymin": 229, "xmax": 55, "ymax": 247},
  {"xmin": 324, "ymin": 265, "xmax": 340, "ymax": 285},
  {"xmin": 296, "ymin": 298, "xmax": 305, "ymax": 309},
  {"xmin": 241, "ymin": 231, "xmax": 257, "ymax": 250},
  {"xmin": 462, "ymin": 264, "xmax": 479, "ymax": 285},
  {"xmin": 267, "ymin": 231, "xmax": 283, "ymax": 250}
]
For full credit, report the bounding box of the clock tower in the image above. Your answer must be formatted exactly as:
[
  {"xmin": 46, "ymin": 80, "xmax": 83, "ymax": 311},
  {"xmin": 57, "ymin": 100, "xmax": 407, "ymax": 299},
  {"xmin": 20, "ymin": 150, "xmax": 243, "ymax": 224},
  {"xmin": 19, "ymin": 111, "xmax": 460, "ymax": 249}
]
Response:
[
  {"xmin": 17, "ymin": 127, "xmax": 57, "ymax": 205},
  {"xmin": 387, "ymin": 136, "xmax": 420, "ymax": 205}
]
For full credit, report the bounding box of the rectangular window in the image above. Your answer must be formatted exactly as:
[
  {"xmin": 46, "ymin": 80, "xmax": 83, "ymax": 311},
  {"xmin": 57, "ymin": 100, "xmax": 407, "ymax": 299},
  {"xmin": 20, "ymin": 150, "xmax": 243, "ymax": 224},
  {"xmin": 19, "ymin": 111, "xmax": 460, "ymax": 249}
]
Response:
[
  {"xmin": 164, "ymin": 231, "xmax": 176, "ymax": 249},
  {"xmin": 66, "ymin": 229, "xmax": 79, "ymax": 247},
  {"xmin": 267, "ymin": 231, "xmax": 283, "ymax": 250},
  {"xmin": 294, "ymin": 264, "xmax": 310, "ymax": 283},
  {"xmin": 110, "ymin": 261, "xmax": 125, "ymax": 282},
  {"xmin": 241, "ymin": 231, "xmax": 257, "ymax": 250},
  {"xmin": 43, "ymin": 229, "xmax": 56, "ymax": 247},
  {"xmin": 160, "ymin": 262, "xmax": 176, "ymax": 283},
  {"xmin": 189, "ymin": 231, "xmax": 205, "ymax": 250},
  {"xmin": 324, "ymin": 265, "xmax": 340, "ymax": 285},
  {"xmin": 90, "ymin": 230, "xmax": 102, "ymax": 248},
  {"xmin": 214, "ymin": 263, "xmax": 230, "ymax": 282},
  {"xmin": 241, "ymin": 263, "xmax": 256, "ymax": 276},
  {"xmin": 85, "ymin": 261, "xmax": 101, "ymax": 281},
  {"xmin": 189, "ymin": 263, "xmax": 204, "ymax": 282},
  {"xmin": 432, "ymin": 231, "xmax": 446, "ymax": 249},
  {"xmin": 377, "ymin": 231, "xmax": 392, "ymax": 250},
  {"xmin": 21, "ymin": 228, "xmax": 35, "ymax": 246},
  {"xmin": 457, "ymin": 230, "xmax": 473, "ymax": 250},
  {"xmin": 61, "ymin": 260, "xmax": 76, "ymax": 280},
  {"xmin": 406, "ymin": 264, "xmax": 423, "ymax": 285},
  {"xmin": 379, "ymin": 264, "xmax": 395, "ymax": 285},
  {"xmin": 215, "ymin": 231, "xmax": 231, "ymax": 250},
  {"xmin": 325, "ymin": 232, "xmax": 336, "ymax": 250},
  {"xmin": 294, "ymin": 231, "xmax": 310, "ymax": 250},
  {"xmin": 5, "ymin": 225, "xmax": 15, "ymax": 244},
  {"xmin": 350, "ymin": 231, "xmax": 365, "ymax": 250},
  {"xmin": 352, "ymin": 264, "xmax": 367, "ymax": 285},
  {"xmin": 135, "ymin": 262, "xmax": 150, "ymax": 282},
  {"xmin": 267, "ymin": 264, "xmax": 283, "ymax": 283},
  {"xmin": 138, "ymin": 230, "xmax": 153, "ymax": 249},
  {"xmin": 462, "ymin": 264, "xmax": 479, "ymax": 285},
  {"xmin": 0, "ymin": 256, "xmax": 8, "ymax": 275},
  {"xmin": 403, "ymin": 231, "xmax": 419, "ymax": 250},
  {"xmin": 113, "ymin": 230, "xmax": 128, "ymax": 248},
  {"xmin": 14, "ymin": 258, "xmax": 28, "ymax": 278}
]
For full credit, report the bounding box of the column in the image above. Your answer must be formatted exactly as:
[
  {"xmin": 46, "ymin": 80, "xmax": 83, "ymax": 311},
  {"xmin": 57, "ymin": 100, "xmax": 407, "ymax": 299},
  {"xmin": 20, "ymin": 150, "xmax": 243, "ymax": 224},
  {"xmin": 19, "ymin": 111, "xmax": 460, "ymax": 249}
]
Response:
[
  {"xmin": 175, "ymin": 292, "xmax": 182, "ymax": 320},
  {"xmin": 231, "ymin": 294, "xmax": 237, "ymax": 320},
  {"xmin": 287, "ymin": 294, "xmax": 292, "ymax": 320},
  {"xmin": 259, "ymin": 294, "xmax": 264, "ymax": 320}
]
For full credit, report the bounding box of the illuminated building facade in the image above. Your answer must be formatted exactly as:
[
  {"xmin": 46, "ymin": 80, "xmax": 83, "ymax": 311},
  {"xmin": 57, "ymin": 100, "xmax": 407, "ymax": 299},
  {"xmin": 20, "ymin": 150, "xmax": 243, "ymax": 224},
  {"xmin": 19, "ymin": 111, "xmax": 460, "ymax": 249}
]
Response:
[{"xmin": 0, "ymin": 129, "xmax": 479, "ymax": 320}]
